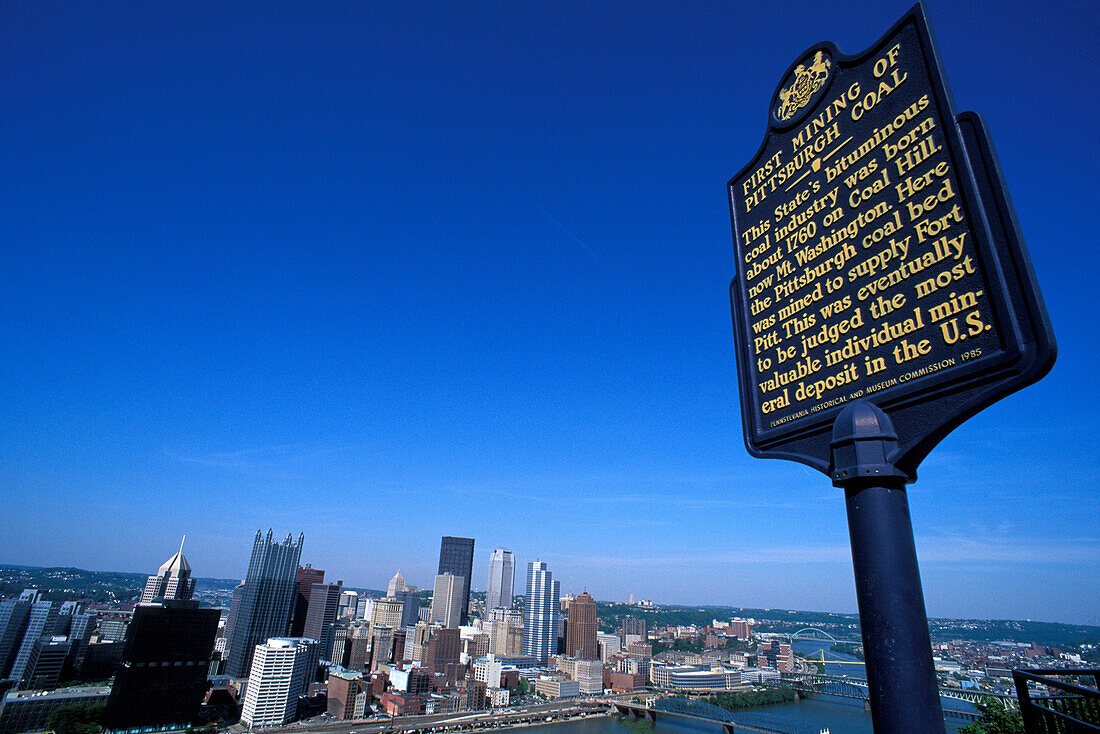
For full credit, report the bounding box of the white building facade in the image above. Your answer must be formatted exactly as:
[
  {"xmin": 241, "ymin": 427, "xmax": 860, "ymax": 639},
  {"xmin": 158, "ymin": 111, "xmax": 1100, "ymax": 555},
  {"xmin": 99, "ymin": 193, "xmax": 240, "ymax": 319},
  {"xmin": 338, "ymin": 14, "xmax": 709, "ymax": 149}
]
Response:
[{"xmin": 241, "ymin": 638, "xmax": 318, "ymax": 728}]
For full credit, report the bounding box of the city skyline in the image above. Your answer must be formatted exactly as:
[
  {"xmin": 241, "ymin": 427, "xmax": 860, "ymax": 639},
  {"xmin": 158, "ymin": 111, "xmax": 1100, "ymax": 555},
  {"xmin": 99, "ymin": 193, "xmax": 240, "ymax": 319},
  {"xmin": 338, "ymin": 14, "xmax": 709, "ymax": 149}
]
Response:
[{"xmin": 1, "ymin": 0, "xmax": 1097, "ymax": 628}]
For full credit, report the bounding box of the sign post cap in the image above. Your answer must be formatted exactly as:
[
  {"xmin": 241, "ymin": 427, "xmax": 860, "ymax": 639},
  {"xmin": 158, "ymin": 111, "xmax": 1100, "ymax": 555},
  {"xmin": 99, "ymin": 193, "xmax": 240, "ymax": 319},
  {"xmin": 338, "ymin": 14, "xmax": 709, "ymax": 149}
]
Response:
[{"xmin": 830, "ymin": 401, "xmax": 911, "ymax": 485}]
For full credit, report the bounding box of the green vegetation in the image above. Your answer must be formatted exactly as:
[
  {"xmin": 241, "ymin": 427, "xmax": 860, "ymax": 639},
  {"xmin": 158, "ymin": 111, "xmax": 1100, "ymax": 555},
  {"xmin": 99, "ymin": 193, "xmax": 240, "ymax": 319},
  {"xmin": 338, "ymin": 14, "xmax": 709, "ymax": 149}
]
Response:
[
  {"xmin": 0, "ymin": 566, "xmax": 144, "ymax": 605},
  {"xmin": 47, "ymin": 704, "xmax": 105, "ymax": 734},
  {"xmin": 650, "ymin": 638, "xmax": 703, "ymax": 655},
  {"xmin": 959, "ymin": 699, "xmax": 1024, "ymax": 734},
  {"xmin": 831, "ymin": 642, "xmax": 864, "ymax": 660},
  {"xmin": 706, "ymin": 688, "xmax": 798, "ymax": 710},
  {"xmin": 618, "ymin": 719, "xmax": 654, "ymax": 734},
  {"xmin": 508, "ymin": 677, "xmax": 529, "ymax": 698}
]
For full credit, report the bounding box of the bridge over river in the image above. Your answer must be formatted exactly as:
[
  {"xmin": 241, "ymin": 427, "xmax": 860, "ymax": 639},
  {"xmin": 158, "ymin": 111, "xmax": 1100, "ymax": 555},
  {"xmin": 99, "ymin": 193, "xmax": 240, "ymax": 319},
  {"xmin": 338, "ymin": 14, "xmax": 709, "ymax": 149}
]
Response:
[
  {"xmin": 763, "ymin": 672, "xmax": 1018, "ymax": 722},
  {"xmin": 614, "ymin": 680, "xmax": 1012, "ymax": 732},
  {"xmin": 613, "ymin": 697, "xmax": 828, "ymax": 734}
]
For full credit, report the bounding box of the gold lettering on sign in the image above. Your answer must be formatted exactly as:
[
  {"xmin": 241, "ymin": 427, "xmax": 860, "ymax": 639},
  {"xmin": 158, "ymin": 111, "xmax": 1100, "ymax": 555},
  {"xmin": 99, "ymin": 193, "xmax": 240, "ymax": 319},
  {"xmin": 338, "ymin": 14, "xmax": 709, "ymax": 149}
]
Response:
[{"xmin": 732, "ymin": 31, "xmax": 1001, "ymax": 427}]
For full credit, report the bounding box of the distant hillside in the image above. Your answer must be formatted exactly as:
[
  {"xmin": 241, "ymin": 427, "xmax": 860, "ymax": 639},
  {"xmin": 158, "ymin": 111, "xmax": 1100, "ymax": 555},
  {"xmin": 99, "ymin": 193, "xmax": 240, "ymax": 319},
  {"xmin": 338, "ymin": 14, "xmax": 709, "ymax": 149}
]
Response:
[
  {"xmin": 0, "ymin": 565, "xmax": 146, "ymax": 605},
  {"xmin": 596, "ymin": 601, "xmax": 1100, "ymax": 651},
  {"xmin": 0, "ymin": 565, "xmax": 385, "ymax": 606}
]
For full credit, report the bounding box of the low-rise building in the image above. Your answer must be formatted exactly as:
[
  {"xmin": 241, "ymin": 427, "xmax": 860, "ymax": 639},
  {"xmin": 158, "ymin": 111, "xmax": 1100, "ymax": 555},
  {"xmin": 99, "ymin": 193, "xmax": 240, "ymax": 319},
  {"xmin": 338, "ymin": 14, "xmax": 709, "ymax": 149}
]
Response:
[
  {"xmin": 534, "ymin": 676, "xmax": 580, "ymax": 699},
  {"xmin": 381, "ymin": 691, "xmax": 424, "ymax": 716},
  {"xmin": 486, "ymin": 687, "xmax": 510, "ymax": 708},
  {"xmin": 327, "ymin": 667, "xmax": 367, "ymax": 720},
  {"xmin": 0, "ymin": 686, "xmax": 110, "ymax": 734}
]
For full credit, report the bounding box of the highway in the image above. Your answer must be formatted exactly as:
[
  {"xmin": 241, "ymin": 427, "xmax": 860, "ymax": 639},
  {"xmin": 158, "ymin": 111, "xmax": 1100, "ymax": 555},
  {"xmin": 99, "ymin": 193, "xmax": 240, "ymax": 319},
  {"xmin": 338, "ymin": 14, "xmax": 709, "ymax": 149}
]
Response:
[{"xmin": 244, "ymin": 700, "xmax": 607, "ymax": 734}]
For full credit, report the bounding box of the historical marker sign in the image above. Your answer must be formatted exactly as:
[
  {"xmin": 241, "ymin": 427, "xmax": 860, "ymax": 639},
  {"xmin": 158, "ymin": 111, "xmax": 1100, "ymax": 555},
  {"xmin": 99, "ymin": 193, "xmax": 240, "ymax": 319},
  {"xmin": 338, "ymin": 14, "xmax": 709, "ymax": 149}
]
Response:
[{"xmin": 728, "ymin": 3, "xmax": 1055, "ymax": 477}]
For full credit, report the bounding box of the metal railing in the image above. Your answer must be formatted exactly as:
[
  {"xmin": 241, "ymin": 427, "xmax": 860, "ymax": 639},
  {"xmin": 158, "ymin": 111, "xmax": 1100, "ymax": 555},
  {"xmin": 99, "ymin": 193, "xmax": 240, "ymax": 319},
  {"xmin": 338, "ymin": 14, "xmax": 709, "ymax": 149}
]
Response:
[{"xmin": 1014, "ymin": 668, "xmax": 1100, "ymax": 733}]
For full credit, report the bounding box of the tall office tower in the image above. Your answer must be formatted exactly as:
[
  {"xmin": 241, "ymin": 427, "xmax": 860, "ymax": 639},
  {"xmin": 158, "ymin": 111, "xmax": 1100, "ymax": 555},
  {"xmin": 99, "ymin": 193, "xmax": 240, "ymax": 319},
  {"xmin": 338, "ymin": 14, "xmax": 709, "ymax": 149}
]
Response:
[
  {"xmin": 102, "ymin": 599, "xmax": 220, "ymax": 731},
  {"xmin": 565, "ymin": 592, "xmax": 598, "ymax": 660},
  {"xmin": 222, "ymin": 583, "xmax": 245, "ymax": 645},
  {"xmin": 0, "ymin": 600, "xmax": 31, "ymax": 678},
  {"xmin": 9, "ymin": 600, "xmax": 57, "ymax": 686},
  {"xmin": 369, "ymin": 625, "xmax": 394, "ymax": 670},
  {"xmin": 371, "ymin": 598, "xmax": 405, "ymax": 631},
  {"xmin": 20, "ymin": 637, "xmax": 69, "ymax": 689},
  {"xmin": 290, "ymin": 565, "xmax": 325, "ymax": 637},
  {"xmin": 52, "ymin": 602, "xmax": 84, "ymax": 639},
  {"xmin": 430, "ymin": 574, "xmax": 464, "ymax": 629},
  {"xmin": 394, "ymin": 590, "xmax": 421, "ymax": 628},
  {"xmin": 387, "ymin": 570, "xmax": 407, "ymax": 597},
  {"xmin": 424, "ymin": 627, "xmax": 460, "ymax": 679},
  {"xmin": 66, "ymin": 613, "xmax": 95, "ymax": 676},
  {"xmin": 620, "ymin": 615, "xmax": 648, "ymax": 644},
  {"xmin": 522, "ymin": 561, "xmax": 559, "ymax": 665},
  {"xmin": 437, "ymin": 536, "xmax": 474, "ymax": 626},
  {"xmin": 346, "ymin": 624, "xmax": 372, "ymax": 672},
  {"xmin": 328, "ymin": 620, "xmax": 351, "ymax": 668},
  {"xmin": 486, "ymin": 549, "xmax": 514, "ymax": 611},
  {"xmin": 302, "ymin": 582, "xmax": 342, "ymax": 662},
  {"xmin": 240, "ymin": 638, "xmax": 318, "ymax": 728},
  {"xmin": 225, "ymin": 530, "xmax": 304, "ymax": 678},
  {"xmin": 488, "ymin": 608, "xmax": 524, "ymax": 657},
  {"xmin": 337, "ymin": 591, "xmax": 359, "ymax": 619},
  {"xmin": 139, "ymin": 538, "xmax": 195, "ymax": 604},
  {"xmin": 404, "ymin": 622, "xmax": 434, "ymax": 664}
]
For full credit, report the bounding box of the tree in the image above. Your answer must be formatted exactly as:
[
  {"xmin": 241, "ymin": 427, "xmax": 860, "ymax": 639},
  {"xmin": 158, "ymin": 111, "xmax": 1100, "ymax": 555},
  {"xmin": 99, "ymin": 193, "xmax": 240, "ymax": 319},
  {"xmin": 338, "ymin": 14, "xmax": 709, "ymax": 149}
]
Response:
[
  {"xmin": 47, "ymin": 703, "xmax": 105, "ymax": 734},
  {"xmin": 959, "ymin": 699, "xmax": 1025, "ymax": 734}
]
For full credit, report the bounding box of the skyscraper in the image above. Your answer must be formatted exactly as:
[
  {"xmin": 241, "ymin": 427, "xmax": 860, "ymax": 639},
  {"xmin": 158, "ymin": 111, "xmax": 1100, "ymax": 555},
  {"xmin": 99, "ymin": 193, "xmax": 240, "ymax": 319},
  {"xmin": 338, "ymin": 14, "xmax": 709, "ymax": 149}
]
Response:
[
  {"xmin": 9, "ymin": 599, "xmax": 57, "ymax": 686},
  {"xmin": 289, "ymin": 565, "xmax": 325, "ymax": 637},
  {"xmin": 386, "ymin": 570, "xmax": 407, "ymax": 597},
  {"xmin": 302, "ymin": 582, "xmax": 342, "ymax": 661},
  {"xmin": 225, "ymin": 530, "xmax": 304, "ymax": 678},
  {"xmin": 0, "ymin": 599, "xmax": 31, "ymax": 678},
  {"xmin": 522, "ymin": 561, "xmax": 559, "ymax": 665},
  {"xmin": 139, "ymin": 538, "xmax": 195, "ymax": 604},
  {"xmin": 394, "ymin": 589, "xmax": 421, "ymax": 628},
  {"xmin": 488, "ymin": 608, "xmax": 524, "ymax": 657},
  {"xmin": 486, "ymin": 549, "xmax": 514, "ymax": 611},
  {"xmin": 430, "ymin": 574, "xmax": 464, "ymax": 629},
  {"xmin": 240, "ymin": 638, "xmax": 318, "ymax": 727},
  {"xmin": 620, "ymin": 615, "xmax": 648, "ymax": 644},
  {"xmin": 437, "ymin": 536, "xmax": 474, "ymax": 626},
  {"xmin": 103, "ymin": 599, "xmax": 220, "ymax": 730},
  {"xmin": 565, "ymin": 592, "xmax": 597, "ymax": 660}
]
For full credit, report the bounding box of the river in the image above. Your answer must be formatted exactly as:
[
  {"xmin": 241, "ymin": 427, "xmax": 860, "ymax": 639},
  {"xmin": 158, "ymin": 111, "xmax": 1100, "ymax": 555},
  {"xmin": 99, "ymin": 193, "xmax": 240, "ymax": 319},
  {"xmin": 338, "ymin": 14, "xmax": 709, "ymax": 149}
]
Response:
[{"xmin": 522, "ymin": 640, "xmax": 973, "ymax": 734}]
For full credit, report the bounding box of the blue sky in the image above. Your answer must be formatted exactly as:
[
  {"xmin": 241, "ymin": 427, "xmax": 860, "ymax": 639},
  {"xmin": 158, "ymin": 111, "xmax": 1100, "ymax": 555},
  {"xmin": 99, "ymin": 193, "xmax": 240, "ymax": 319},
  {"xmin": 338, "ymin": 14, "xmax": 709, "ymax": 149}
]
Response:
[{"xmin": 1, "ymin": 1, "xmax": 1096, "ymax": 626}]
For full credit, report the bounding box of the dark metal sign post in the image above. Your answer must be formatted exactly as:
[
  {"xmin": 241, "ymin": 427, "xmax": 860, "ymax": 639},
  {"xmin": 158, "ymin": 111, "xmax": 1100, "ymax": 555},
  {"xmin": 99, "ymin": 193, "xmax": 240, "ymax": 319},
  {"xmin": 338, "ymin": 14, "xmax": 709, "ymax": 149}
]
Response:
[{"xmin": 725, "ymin": 5, "xmax": 1055, "ymax": 733}]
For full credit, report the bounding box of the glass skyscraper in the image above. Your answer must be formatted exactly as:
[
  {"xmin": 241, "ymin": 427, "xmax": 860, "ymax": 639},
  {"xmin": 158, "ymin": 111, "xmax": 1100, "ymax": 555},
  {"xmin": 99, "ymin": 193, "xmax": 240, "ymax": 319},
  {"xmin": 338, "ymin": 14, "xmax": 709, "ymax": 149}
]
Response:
[
  {"xmin": 225, "ymin": 530, "xmax": 304, "ymax": 678},
  {"xmin": 437, "ymin": 536, "xmax": 474, "ymax": 626},
  {"xmin": 522, "ymin": 560, "xmax": 559, "ymax": 664},
  {"xmin": 486, "ymin": 548, "xmax": 514, "ymax": 611}
]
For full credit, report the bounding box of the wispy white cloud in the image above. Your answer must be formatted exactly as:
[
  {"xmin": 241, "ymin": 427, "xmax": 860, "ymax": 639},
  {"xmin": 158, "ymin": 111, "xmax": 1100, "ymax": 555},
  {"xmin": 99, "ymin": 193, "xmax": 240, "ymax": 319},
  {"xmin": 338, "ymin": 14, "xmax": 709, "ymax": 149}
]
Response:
[
  {"xmin": 916, "ymin": 533, "xmax": 1100, "ymax": 564},
  {"xmin": 549, "ymin": 544, "xmax": 853, "ymax": 568},
  {"xmin": 548, "ymin": 532, "xmax": 1100, "ymax": 570},
  {"xmin": 162, "ymin": 443, "xmax": 351, "ymax": 481}
]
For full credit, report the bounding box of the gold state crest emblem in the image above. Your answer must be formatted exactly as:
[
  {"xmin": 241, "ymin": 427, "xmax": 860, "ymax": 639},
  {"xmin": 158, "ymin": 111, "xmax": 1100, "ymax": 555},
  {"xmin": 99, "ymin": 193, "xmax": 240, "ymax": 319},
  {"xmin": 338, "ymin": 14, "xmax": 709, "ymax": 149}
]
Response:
[{"xmin": 776, "ymin": 51, "xmax": 831, "ymax": 121}]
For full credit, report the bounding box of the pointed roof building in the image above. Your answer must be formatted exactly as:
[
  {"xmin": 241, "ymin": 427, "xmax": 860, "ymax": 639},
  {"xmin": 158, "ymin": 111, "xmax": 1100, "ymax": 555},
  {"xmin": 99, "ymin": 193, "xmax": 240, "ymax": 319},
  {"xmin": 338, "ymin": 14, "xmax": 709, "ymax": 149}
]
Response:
[
  {"xmin": 387, "ymin": 570, "xmax": 407, "ymax": 597},
  {"xmin": 140, "ymin": 537, "xmax": 195, "ymax": 604}
]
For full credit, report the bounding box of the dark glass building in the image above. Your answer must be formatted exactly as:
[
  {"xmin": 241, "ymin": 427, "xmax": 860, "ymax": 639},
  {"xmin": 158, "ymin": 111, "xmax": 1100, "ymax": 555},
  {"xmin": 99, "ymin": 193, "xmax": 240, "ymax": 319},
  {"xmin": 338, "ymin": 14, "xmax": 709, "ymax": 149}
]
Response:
[
  {"xmin": 436, "ymin": 536, "xmax": 474, "ymax": 626},
  {"xmin": 302, "ymin": 582, "xmax": 342, "ymax": 662},
  {"xmin": 102, "ymin": 600, "xmax": 219, "ymax": 733},
  {"xmin": 289, "ymin": 565, "xmax": 325, "ymax": 638},
  {"xmin": 225, "ymin": 530, "xmax": 304, "ymax": 678}
]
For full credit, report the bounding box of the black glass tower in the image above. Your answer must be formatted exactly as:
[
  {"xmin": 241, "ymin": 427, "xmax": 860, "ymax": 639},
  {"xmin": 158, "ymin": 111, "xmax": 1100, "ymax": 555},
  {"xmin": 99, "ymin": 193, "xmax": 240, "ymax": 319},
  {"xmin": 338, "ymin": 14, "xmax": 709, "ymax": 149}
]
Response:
[
  {"xmin": 437, "ymin": 536, "xmax": 474, "ymax": 626},
  {"xmin": 225, "ymin": 530, "xmax": 304, "ymax": 678}
]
